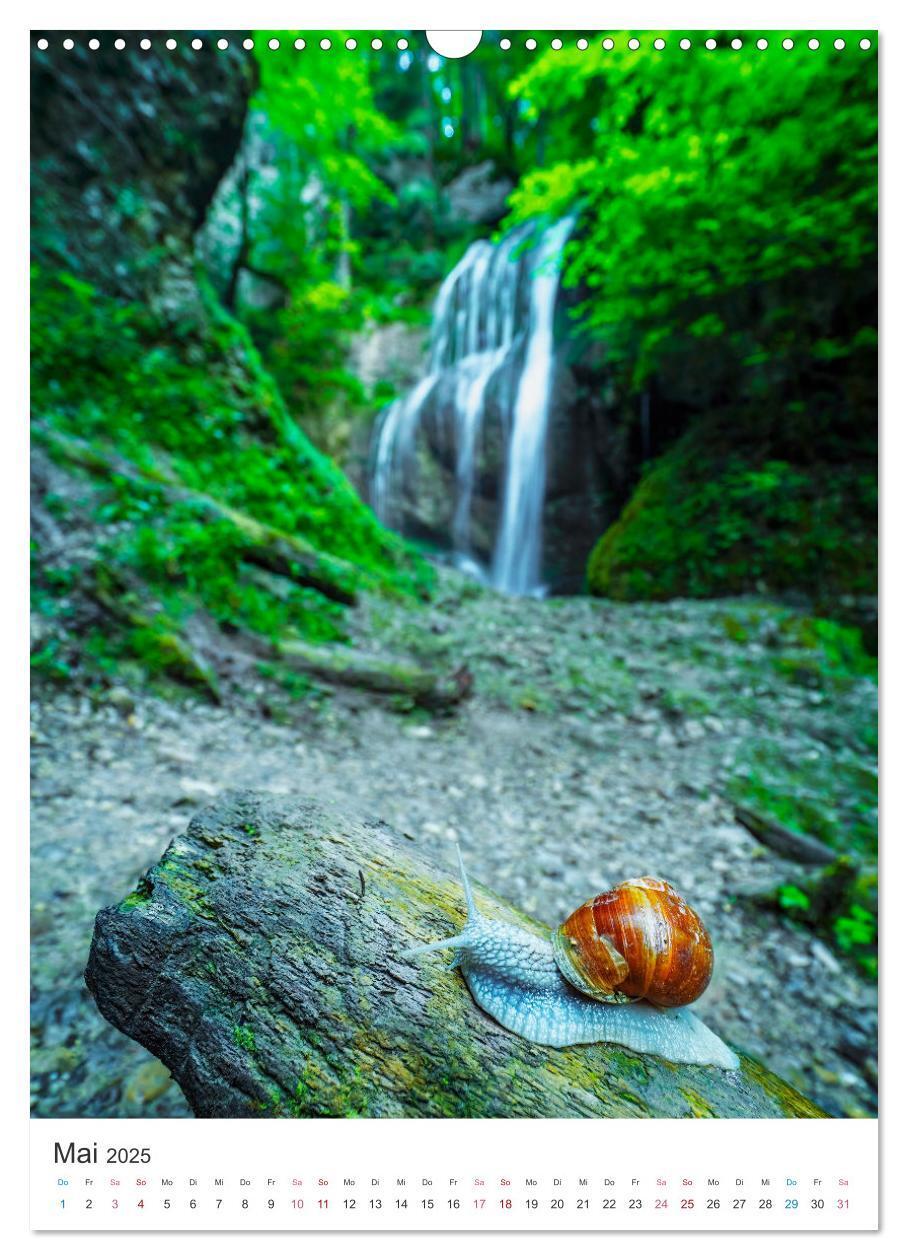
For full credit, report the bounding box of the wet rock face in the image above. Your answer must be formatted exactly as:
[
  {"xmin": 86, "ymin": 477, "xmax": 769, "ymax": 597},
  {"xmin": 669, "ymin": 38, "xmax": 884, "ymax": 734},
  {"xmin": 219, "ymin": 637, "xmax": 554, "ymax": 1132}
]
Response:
[
  {"xmin": 389, "ymin": 344, "xmax": 612, "ymax": 590},
  {"xmin": 85, "ymin": 790, "xmax": 825, "ymax": 1119},
  {"xmin": 444, "ymin": 160, "xmax": 514, "ymax": 226},
  {"xmin": 31, "ymin": 34, "xmax": 255, "ymax": 297},
  {"xmin": 365, "ymin": 223, "xmax": 614, "ymax": 593}
]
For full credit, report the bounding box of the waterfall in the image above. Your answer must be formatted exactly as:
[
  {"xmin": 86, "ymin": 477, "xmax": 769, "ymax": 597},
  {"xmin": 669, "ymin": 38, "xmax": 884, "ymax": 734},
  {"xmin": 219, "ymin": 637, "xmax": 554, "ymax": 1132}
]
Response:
[
  {"xmin": 491, "ymin": 216, "xmax": 574, "ymax": 594},
  {"xmin": 368, "ymin": 215, "xmax": 573, "ymax": 595}
]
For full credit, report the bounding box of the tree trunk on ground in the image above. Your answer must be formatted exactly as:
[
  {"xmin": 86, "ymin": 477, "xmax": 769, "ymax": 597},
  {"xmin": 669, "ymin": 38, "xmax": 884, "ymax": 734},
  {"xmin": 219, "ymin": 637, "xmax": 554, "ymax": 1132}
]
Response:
[
  {"xmin": 90, "ymin": 561, "xmax": 222, "ymax": 701},
  {"xmin": 33, "ymin": 426, "xmax": 361, "ymax": 607},
  {"xmin": 733, "ymin": 803, "xmax": 842, "ymax": 866},
  {"xmin": 85, "ymin": 792, "xmax": 825, "ymax": 1119},
  {"xmin": 275, "ymin": 638, "xmax": 472, "ymax": 709}
]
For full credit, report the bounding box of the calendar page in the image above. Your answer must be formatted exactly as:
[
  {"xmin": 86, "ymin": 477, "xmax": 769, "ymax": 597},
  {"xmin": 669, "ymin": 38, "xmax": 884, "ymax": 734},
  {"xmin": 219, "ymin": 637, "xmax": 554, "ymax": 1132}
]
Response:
[{"xmin": 28, "ymin": 7, "xmax": 880, "ymax": 1239}]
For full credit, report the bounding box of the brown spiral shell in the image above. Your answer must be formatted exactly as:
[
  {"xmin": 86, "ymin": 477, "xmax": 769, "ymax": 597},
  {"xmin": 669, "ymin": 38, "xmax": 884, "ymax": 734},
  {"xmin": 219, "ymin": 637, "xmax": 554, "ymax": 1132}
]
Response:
[{"xmin": 551, "ymin": 876, "xmax": 714, "ymax": 1008}]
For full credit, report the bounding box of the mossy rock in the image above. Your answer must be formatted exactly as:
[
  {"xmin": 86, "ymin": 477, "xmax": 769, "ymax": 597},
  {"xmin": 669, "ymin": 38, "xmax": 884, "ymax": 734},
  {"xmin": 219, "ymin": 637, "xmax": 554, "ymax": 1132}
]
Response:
[{"xmin": 587, "ymin": 422, "xmax": 876, "ymax": 606}]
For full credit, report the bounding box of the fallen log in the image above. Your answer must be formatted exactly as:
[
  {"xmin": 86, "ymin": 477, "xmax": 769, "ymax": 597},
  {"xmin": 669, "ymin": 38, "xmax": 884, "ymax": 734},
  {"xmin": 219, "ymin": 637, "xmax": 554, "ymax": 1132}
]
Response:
[
  {"xmin": 733, "ymin": 854, "xmax": 863, "ymax": 926},
  {"xmin": 733, "ymin": 803, "xmax": 842, "ymax": 866},
  {"xmin": 276, "ymin": 638, "xmax": 472, "ymax": 710},
  {"xmin": 91, "ymin": 562, "xmax": 222, "ymax": 701},
  {"xmin": 85, "ymin": 792, "xmax": 825, "ymax": 1119},
  {"xmin": 34, "ymin": 425, "xmax": 361, "ymax": 606}
]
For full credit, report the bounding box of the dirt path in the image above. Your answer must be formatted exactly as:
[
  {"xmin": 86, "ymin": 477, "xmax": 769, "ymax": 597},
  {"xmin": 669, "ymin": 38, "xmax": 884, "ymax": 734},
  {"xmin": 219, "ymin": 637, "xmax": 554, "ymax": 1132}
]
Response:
[{"xmin": 30, "ymin": 577, "xmax": 877, "ymax": 1118}]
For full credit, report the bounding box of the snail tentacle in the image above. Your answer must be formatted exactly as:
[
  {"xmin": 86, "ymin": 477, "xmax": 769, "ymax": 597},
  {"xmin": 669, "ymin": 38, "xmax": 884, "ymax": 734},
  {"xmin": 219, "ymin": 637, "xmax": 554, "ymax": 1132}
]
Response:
[{"xmin": 404, "ymin": 849, "xmax": 740, "ymax": 1071}]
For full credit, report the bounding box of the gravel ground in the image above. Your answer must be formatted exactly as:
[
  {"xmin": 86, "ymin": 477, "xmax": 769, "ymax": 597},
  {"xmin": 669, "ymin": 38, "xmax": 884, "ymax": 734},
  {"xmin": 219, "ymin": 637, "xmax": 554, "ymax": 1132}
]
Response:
[{"xmin": 30, "ymin": 574, "xmax": 878, "ymax": 1119}]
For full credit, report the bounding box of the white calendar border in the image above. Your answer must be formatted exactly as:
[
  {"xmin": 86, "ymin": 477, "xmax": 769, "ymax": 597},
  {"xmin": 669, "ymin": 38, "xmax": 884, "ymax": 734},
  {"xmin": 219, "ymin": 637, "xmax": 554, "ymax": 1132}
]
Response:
[{"xmin": 4, "ymin": 0, "xmax": 904, "ymax": 1253}]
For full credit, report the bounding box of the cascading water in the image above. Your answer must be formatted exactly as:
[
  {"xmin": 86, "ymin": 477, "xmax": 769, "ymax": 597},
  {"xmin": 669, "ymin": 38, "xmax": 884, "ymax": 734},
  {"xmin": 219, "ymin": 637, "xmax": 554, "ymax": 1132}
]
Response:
[
  {"xmin": 368, "ymin": 215, "xmax": 573, "ymax": 595},
  {"xmin": 491, "ymin": 215, "xmax": 574, "ymax": 594}
]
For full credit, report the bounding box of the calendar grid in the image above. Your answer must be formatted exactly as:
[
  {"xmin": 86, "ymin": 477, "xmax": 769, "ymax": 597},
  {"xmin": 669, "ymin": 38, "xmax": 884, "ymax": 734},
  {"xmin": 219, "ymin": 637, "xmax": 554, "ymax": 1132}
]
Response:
[{"xmin": 31, "ymin": 1118, "xmax": 878, "ymax": 1231}]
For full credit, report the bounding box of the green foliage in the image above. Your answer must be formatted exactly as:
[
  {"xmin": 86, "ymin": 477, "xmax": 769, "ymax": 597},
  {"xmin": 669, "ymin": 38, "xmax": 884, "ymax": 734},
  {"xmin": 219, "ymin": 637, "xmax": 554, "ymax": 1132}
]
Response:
[
  {"xmin": 834, "ymin": 904, "xmax": 876, "ymax": 951},
  {"xmin": 507, "ymin": 35, "xmax": 876, "ymax": 394},
  {"xmin": 509, "ymin": 38, "xmax": 875, "ymax": 610},
  {"xmin": 228, "ymin": 33, "xmax": 536, "ymax": 420},
  {"xmin": 777, "ymin": 884, "xmax": 811, "ymax": 913},
  {"xmin": 31, "ymin": 264, "xmax": 432, "ymax": 690},
  {"xmin": 110, "ymin": 509, "xmax": 345, "ymax": 646},
  {"xmin": 771, "ymin": 870, "xmax": 877, "ymax": 978},
  {"xmin": 793, "ymin": 618, "xmax": 877, "ymax": 680},
  {"xmin": 730, "ymin": 741, "xmax": 876, "ymax": 862},
  {"xmin": 723, "ymin": 602, "xmax": 877, "ymax": 867},
  {"xmin": 587, "ymin": 426, "xmax": 876, "ymax": 604}
]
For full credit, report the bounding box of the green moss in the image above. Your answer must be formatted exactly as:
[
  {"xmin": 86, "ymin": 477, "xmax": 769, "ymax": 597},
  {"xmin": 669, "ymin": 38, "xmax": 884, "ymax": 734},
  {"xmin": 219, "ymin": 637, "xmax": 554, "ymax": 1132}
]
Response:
[
  {"xmin": 31, "ymin": 264, "xmax": 434, "ymax": 692},
  {"xmin": 587, "ymin": 423, "xmax": 876, "ymax": 608},
  {"xmin": 156, "ymin": 858, "xmax": 215, "ymax": 918},
  {"xmin": 750, "ymin": 859, "xmax": 878, "ymax": 979},
  {"xmin": 738, "ymin": 1056, "xmax": 827, "ymax": 1118},
  {"xmin": 729, "ymin": 740, "xmax": 876, "ymax": 860},
  {"xmin": 120, "ymin": 877, "xmax": 153, "ymax": 911},
  {"xmin": 233, "ymin": 1025, "xmax": 257, "ymax": 1053}
]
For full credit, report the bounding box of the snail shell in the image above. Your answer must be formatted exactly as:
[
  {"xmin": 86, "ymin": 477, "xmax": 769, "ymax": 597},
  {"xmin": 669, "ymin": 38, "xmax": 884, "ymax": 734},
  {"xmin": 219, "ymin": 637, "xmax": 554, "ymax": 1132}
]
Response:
[
  {"xmin": 405, "ymin": 849, "xmax": 738, "ymax": 1071},
  {"xmin": 552, "ymin": 876, "xmax": 714, "ymax": 1007}
]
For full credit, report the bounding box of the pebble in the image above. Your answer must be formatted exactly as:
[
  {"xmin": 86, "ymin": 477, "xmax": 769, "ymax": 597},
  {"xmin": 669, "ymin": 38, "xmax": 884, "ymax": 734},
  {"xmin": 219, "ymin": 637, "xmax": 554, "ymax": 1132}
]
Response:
[
  {"xmin": 105, "ymin": 686, "xmax": 136, "ymax": 716},
  {"xmin": 176, "ymin": 778, "xmax": 219, "ymax": 801},
  {"xmin": 124, "ymin": 1058, "xmax": 175, "ymax": 1106},
  {"xmin": 810, "ymin": 939, "xmax": 842, "ymax": 973}
]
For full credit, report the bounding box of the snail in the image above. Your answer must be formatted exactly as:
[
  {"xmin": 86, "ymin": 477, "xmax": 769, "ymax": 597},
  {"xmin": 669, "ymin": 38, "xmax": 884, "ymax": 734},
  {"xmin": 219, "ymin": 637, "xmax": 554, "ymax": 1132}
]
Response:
[{"xmin": 404, "ymin": 848, "xmax": 739, "ymax": 1071}]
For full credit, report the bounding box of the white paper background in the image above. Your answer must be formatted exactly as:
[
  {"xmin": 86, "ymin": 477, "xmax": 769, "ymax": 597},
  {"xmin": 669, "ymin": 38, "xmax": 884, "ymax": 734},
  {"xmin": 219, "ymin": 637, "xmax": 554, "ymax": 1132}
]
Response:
[{"xmin": 5, "ymin": 2, "xmax": 902, "ymax": 1255}]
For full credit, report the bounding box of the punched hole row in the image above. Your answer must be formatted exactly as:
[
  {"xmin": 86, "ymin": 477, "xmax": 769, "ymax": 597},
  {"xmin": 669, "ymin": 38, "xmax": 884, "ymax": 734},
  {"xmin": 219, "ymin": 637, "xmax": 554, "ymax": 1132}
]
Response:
[
  {"xmin": 36, "ymin": 36, "xmax": 410, "ymax": 52},
  {"xmin": 36, "ymin": 35, "xmax": 875, "ymax": 54}
]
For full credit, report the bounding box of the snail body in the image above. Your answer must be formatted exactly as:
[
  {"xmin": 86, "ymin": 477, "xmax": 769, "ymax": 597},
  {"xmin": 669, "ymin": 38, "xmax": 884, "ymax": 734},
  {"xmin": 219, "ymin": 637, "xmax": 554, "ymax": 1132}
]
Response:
[{"xmin": 405, "ymin": 850, "xmax": 738, "ymax": 1071}]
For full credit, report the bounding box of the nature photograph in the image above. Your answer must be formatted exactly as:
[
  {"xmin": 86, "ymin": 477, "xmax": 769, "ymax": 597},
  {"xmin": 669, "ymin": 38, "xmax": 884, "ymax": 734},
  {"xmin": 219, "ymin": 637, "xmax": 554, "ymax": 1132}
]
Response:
[{"xmin": 30, "ymin": 30, "xmax": 877, "ymax": 1120}]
